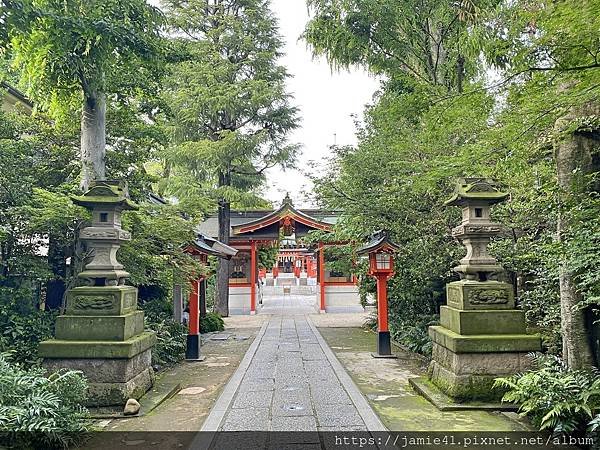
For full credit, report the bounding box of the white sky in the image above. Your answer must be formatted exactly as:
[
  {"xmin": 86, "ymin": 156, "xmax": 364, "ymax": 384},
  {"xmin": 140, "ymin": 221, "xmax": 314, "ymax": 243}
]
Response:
[{"xmin": 265, "ymin": 1, "xmax": 379, "ymax": 207}]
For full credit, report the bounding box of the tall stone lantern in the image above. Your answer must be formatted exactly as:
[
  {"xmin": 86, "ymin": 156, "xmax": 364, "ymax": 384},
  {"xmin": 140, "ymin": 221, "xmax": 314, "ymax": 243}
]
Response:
[
  {"xmin": 428, "ymin": 178, "xmax": 541, "ymax": 400},
  {"xmin": 40, "ymin": 180, "xmax": 156, "ymax": 407}
]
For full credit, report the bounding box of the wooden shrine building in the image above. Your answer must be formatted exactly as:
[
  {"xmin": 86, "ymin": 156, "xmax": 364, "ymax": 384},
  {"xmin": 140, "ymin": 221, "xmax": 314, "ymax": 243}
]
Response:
[{"xmin": 197, "ymin": 195, "xmax": 362, "ymax": 315}]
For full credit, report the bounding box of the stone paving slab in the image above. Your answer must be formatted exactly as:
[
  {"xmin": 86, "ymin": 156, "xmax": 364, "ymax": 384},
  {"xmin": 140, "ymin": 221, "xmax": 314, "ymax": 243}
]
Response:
[{"xmin": 211, "ymin": 313, "xmax": 384, "ymax": 433}]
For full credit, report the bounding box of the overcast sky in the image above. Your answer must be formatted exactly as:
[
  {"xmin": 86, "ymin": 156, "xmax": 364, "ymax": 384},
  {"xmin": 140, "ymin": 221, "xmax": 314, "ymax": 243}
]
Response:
[{"xmin": 266, "ymin": 1, "xmax": 379, "ymax": 207}]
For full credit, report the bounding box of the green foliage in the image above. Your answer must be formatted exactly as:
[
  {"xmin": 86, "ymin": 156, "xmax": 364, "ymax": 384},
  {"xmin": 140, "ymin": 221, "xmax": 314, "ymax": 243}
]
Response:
[
  {"xmin": 258, "ymin": 245, "xmax": 278, "ymax": 270},
  {"xmin": 305, "ymin": 0, "xmax": 600, "ymax": 366},
  {"xmin": 161, "ymin": 0, "xmax": 300, "ymax": 210},
  {"xmin": 495, "ymin": 354, "xmax": 600, "ymax": 434},
  {"xmin": 304, "ymin": 0, "xmax": 500, "ymax": 90},
  {"xmin": 390, "ymin": 314, "xmax": 438, "ymax": 357},
  {"xmin": 201, "ymin": 312, "xmax": 224, "ymax": 334},
  {"xmin": 0, "ymin": 288, "xmax": 57, "ymax": 367},
  {"xmin": 144, "ymin": 316, "xmax": 187, "ymax": 369},
  {"xmin": 0, "ymin": 0, "xmax": 165, "ymax": 107},
  {"xmin": 120, "ymin": 203, "xmax": 205, "ymax": 292},
  {"xmin": 0, "ymin": 353, "xmax": 90, "ymax": 449}
]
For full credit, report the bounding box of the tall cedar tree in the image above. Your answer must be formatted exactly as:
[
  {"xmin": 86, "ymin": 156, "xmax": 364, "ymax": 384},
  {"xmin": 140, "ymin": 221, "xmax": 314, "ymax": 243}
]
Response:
[
  {"xmin": 162, "ymin": 0, "xmax": 299, "ymax": 316},
  {"xmin": 0, "ymin": 0, "xmax": 164, "ymax": 190}
]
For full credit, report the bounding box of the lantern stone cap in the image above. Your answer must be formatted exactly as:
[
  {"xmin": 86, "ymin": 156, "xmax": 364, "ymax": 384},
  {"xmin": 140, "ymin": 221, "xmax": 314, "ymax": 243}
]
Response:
[
  {"xmin": 444, "ymin": 177, "xmax": 509, "ymax": 207},
  {"xmin": 72, "ymin": 180, "xmax": 139, "ymax": 210},
  {"xmin": 357, "ymin": 230, "xmax": 400, "ymax": 255}
]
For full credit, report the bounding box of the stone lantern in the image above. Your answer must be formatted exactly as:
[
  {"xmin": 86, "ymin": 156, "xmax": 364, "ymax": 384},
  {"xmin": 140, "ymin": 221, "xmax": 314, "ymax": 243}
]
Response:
[
  {"xmin": 40, "ymin": 180, "xmax": 156, "ymax": 407},
  {"xmin": 427, "ymin": 178, "xmax": 541, "ymax": 401}
]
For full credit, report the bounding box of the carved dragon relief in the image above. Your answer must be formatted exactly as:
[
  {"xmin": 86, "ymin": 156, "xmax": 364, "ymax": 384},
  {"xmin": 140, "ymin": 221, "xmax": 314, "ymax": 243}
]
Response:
[
  {"xmin": 72, "ymin": 295, "xmax": 116, "ymax": 310},
  {"xmin": 467, "ymin": 288, "xmax": 509, "ymax": 304}
]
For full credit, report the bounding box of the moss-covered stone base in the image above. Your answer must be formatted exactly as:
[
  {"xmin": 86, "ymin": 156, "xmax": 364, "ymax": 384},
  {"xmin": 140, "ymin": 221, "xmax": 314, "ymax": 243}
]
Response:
[
  {"xmin": 42, "ymin": 347, "xmax": 155, "ymax": 407},
  {"xmin": 85, "ymin": 367, "xmax": 155, "ymax": 407},
  {"xmin": 429, "ymin": 326, "xmax": 542, "ymax": 353},
  {"xmin": 39, "ymin": 332, "xmax": 156, "ymax": 359},
  {"xmin": 428, "ymin": 342, "xmax": 536, "ymax": 402},
  {"xmin": 55, "ymin": 310, "xmax": 144, "ymax": 341},
  {"xmin": 43, "ymin": 349, "xmax": 152, "ymax": 383},
  {"xmin": 428, "ymin": 360, "xmax": 502, "ymax": 402}
]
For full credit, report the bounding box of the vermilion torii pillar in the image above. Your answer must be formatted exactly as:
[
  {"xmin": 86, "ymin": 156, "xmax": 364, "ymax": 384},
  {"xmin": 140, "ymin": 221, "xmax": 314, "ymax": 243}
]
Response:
[{"xmin": 358, "ymin": 230, "xmax": 400, "ymax": 358}]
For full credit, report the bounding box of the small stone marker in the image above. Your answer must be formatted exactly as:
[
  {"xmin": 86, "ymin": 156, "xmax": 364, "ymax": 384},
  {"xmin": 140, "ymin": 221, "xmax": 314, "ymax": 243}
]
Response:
[
  {"xmin": 123, "ymin": 398, "xmax": 141, "ymax": 416},
  {"xmin": 179, "ymin": 386, "xmax": 207, "ymax": 395},
  {"xmin": 211, "ymin": 334, "xmax": 231, "ymax": 341},
  {"xmin": 205, "ymin": 362, "xmax": 230, "ymax": 367}
]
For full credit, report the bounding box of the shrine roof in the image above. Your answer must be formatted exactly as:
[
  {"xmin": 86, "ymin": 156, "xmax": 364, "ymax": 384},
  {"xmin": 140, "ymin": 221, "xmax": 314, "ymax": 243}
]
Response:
[
  {"xmin": 196, "ymin": 196, "xmax": 338, "ymax": 239},
  {"xmin": 184, "ymin": 233, "xmax": 238, "ymax": 259}
]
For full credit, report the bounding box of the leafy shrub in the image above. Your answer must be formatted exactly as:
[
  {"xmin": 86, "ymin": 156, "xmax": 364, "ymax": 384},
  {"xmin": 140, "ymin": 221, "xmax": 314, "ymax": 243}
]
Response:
[
  {"xmin": 141, "ymin": 297, "xmax": 223, "ymax": 368},
  {"xmin": 201, "ymin": 312, "xmax": 224, "ymax": 333},
  {"xmin": 0, "ymin": 288, "xmax": 57, "ymax": 367},
  {"xmin": 363, "ymin": 310, "xmax": 437, "ymax": 357},
  {"xmin": 144, "ymin": 317, "xmax": 187, "ymax": 369},
  {"xmin": 390, "ymin": 314, "xmax": 438, "ymax": 357},
  {"xmin": 0, "ymin": 353, "xmax": 90, "ymax": 449},
  {"xmin": 494, "ymin": 353, "xmax": 600, "ymax": 434}
]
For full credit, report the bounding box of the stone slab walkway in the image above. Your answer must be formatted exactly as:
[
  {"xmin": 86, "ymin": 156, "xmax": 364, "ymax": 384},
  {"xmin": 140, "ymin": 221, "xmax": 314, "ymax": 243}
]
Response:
[{"xmin": 200, "ymin": 312, "xmax": 385, "ymax": 434}]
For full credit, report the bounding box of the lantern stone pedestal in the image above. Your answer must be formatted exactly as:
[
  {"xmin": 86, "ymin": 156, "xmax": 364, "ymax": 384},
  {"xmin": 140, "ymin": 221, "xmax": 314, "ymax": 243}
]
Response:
[
  {"xmin": 39, "ymin": 181, "xmax": 155, "ymax": 407},
  {"xmin": 428, "ymin": 179, "xmax": 541, "ymax": 401}
]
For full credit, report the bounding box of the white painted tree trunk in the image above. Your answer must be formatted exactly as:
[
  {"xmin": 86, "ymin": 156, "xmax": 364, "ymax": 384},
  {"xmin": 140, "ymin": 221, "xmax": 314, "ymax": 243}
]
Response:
[{"xmin": 80, "ymin": 92, "xmax": 106, "ymax": 191}]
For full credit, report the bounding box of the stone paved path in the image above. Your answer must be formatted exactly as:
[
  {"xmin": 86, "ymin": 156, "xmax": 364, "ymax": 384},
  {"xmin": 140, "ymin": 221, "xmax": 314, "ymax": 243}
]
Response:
[
  {"xmin": 221, "ymin": 315, "xmax": 368, "ymax": 431},
  {"xmin": 201, "ymin": 295, "xmax": 384, "ymax": 433}
]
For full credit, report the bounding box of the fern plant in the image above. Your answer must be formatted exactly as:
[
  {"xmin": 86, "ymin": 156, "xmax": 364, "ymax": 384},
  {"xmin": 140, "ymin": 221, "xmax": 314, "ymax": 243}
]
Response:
[
  {"xmin": 0, "ymin": 353, "xmax": 90, "ymax": 449},
  {"xmin": 145, "ymin": 317, "xmax": 187, "ymax": 368},
  {"xmin": 494, "ymin": 353, "xmax": 600, "ymax": 434}
]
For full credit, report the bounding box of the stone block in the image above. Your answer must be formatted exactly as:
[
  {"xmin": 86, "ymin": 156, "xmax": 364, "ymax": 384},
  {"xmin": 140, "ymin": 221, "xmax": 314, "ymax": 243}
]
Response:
[
  {"xmin": 431, "ymin": 343, "xmax": 534, "ymax": 376},
  {"xmin": 39, "ymin": 332, "xmax": 156, "ymax": 359},
  {"xmin": 55, "ymin": 311, "xmax": 144, "ymax": 341},
  {"xmin": 429, "ymin": 326, "xmax": 541, "ymax": 353},
  {"xmin": 439, "ymin": 306, "xmax": 526, "ymax": 335},
  {"xmin": 66, "ymin": 286, "xmax": 138, "ymax": 316},
  {"xmin": 85, "ymin": 367, "xmax": 155, "ymax": 407},
  {"xmin": 42, "ymin": 349, "xmax": 151, "ymax": 383},
  {"xmin": 446, "ymin": 281, "xmax": 514, "ymax": 310},
  {"xmin": 428, "ymin": 360, "xmax": 501, "ymax": 401}
]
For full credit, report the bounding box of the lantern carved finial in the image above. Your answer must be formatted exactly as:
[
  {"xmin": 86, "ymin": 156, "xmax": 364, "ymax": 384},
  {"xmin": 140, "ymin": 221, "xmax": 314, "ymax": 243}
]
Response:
[{"xmin": 445, "ymin": 178, "xmax": 508, "ymax": 282}]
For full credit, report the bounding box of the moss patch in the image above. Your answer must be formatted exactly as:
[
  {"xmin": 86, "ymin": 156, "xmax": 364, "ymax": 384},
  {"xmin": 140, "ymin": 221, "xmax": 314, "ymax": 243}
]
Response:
[{"xmin": 318, "ymin": 327, "xmax": 531, "ymax": 432}]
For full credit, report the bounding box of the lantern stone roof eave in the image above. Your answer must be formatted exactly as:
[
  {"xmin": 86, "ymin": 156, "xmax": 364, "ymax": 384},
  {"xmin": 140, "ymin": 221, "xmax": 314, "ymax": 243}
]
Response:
[
  {"xmin": 357, "ymin": 230, "xmax": 400, "ymax": 256},
  {"xmin": 444, "ymin": 177, "xmax": 509, "ymax": 207},
  {"xmin": 71, "ymin": 180, "xmax": 139, "ymax": 211}
]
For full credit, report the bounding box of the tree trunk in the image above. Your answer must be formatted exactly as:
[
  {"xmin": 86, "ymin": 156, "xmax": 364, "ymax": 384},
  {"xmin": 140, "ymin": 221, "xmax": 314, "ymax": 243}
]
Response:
[
  {"xmin": 80, "ymin": 92, "xmax": 106, "ymax": 191},
  {"xmin": 456, "ymin": 55, "xmax": 465, "ymax": 93},
  {"xmin": 215, "ymin": 171, "xmax": 231, "ymax": 317},
  {"xmin": 555, "ymin": 101, "xmax": 600, "ymax": 369}
]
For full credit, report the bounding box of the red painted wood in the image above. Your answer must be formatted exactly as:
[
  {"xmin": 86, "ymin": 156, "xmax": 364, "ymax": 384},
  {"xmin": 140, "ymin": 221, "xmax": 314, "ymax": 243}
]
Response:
[
  {"xmin": 188, "ymin": 279, "xmax": 199, "ymax": 335},
  {"xmin": 319, "ymin": 242, "xmax": 326, "ymax": 311},
  {"xmin": 250, "ymin": 240, "xmax": 257, "ymax": 313},
  {"xmin": 376, "ymin": 275, "xmax": 389, "ymax": 332}
]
